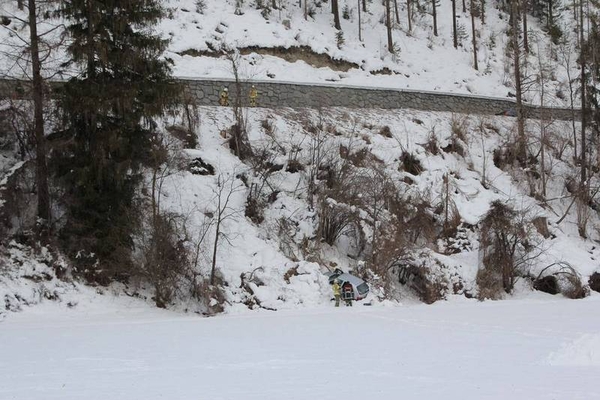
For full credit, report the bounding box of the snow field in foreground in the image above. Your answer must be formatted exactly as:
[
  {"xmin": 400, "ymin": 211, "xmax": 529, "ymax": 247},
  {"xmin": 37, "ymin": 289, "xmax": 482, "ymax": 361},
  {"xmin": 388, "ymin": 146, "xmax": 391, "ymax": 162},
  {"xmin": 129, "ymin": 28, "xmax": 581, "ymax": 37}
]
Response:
[{"xmin": 1, "ymin": 294, "xmax": 600, "ymax": 400}]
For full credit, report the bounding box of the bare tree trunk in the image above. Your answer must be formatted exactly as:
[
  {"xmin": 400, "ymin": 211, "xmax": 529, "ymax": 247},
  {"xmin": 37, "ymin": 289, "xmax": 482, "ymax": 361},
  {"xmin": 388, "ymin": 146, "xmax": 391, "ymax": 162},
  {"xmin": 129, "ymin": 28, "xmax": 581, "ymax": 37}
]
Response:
[
  {"xmin": 480, "ymin": 125, "xmax": 487, "ymax": 188},
  {"xmin": 471, "ymin": 0, "xmax": 478, "ymax": 70},
  {"xmin": 209, "ymin": 175, "xmax": 238, "ymax": 285},
  {"xmin": 151, "ymin": 169, "xmax": 158, "ymax": 225},
  {"xmin": 407, "ymin": 0, "xmax": 412, "ymax": 31},
  {"xmin": 432, "ymin": 0, "xmax": 438, "ymax": 36},
  {"xmin": 362, "ymin": 0, "xmax": 367, "ymax": 12},
  {"xmin": 28, "ymin": 0, "xmax": 50, "ymax": 226},
  {"xmin": 393, "ymin": 0, "xmax": 400, "ymax": 24},
  {"xmin": 358, "ymin": 0, "xmax": 362, "ymax": 41},
  {"xmin": 562, "ymin": 44, "xmax": 578, "ymax": 160},
  {"xmin": 18, "ymin": 0, "xmax": 24, "ymax": 10},
  {"xmin": 511, "ymin": 0, "xmax": 526, "ymax": 162},
  {"xmin": 579, "ymin": 0, "xmax": 587, "ymax": 192},
  {"xmin": 332, "ymin": 0, "xmax": 341, "ymax": 30},
  {"xmin": 480, "ymin": 0, "xmax": 485, "ymax": 24},
  {"xmin": 540, "ymin": 120, "xmax": 547, "ymax": 198},
  {"xmin": 87, "ymin": 0, "xmax": 95, "ymax": 79},
  {"xmin": 227, "ymin": 52, "xmax": 252, "ymax": 160},
  {"xmin": 522, "ymin": 0, "xmax": 529, "ymax": 53},
  {"xmin": 537, "ymin": 46, "xmax": 547, "ymax": 198},
  {"xmin": 452, "ymin": 0, "xmax": 458, "ymax": 48},
  {"xmin": 462, "ymin": 0, "xmax": 467, "ymax": 13},
  {"xmin": 210, "ymin": 177, "xmax": 224, "ymax": 286},
  {"xmin": 210, "ymin": 215, "xmax": 221, "ymax": 286},
  {"xmin": 386, "ymin": 0, "xmax": 394, "ymax": 52},
  {"xmin": 574, "ymin": 1, "xmax": 580, "ymax": 48},
  {"xmin": 444, "ymin": 173, "xmax": 449, "ymax": 232}
]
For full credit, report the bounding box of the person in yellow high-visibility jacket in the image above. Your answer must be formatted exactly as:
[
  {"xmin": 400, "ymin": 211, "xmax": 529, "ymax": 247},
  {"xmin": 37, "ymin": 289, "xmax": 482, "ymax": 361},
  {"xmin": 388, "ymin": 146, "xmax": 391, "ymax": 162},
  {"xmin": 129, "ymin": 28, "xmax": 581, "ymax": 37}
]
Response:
[
  {"xmin": 332, "ymin": 280, "xmax": 341, "ymax": 307},
  {"xmin": 249, "ymin": 85, "xmax": 258, "ymax": 107},
  {"xmin": 219, "ymin": 87, "xmax": 229, "ymax": 106}
]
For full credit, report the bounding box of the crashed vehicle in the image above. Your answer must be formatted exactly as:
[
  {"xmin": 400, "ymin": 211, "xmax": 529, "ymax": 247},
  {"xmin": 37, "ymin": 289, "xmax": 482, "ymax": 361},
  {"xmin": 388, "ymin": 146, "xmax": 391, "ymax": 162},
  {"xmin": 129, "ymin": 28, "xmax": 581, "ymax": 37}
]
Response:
[{"xmin": 325, "ymin": 269, "xmax": 370, "ymax": 300}]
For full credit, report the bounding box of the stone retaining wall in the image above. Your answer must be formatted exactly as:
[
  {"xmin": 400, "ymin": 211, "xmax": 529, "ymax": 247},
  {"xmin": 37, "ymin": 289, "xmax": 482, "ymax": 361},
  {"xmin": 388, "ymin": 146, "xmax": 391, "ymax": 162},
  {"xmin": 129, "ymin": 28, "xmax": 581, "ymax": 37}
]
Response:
[{"xmin": 0, "ymin": 77, "xmax": 579, "ymax": 121}]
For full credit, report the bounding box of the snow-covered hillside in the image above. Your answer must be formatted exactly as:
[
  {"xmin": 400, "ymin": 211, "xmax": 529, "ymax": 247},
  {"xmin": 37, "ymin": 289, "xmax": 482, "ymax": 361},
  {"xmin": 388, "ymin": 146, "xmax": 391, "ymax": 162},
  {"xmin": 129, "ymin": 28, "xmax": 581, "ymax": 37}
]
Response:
[
  {"xmin": 138, "ymin": 104, "xmax": 595, "ymax": 310},
  {"xmin": 1, "ymin": 0, "xmax": 597, "ymax": 315},
  {"xmin": 3, "ymin": 102, "xmax": 597, "ymax": 314},
  {"xmin": 0, "ymin": 0, "xmax": 580, "ymax": 106},
  {"xmin": 162, "ymin": 0, "xmax": 574, "ymax": 104}
]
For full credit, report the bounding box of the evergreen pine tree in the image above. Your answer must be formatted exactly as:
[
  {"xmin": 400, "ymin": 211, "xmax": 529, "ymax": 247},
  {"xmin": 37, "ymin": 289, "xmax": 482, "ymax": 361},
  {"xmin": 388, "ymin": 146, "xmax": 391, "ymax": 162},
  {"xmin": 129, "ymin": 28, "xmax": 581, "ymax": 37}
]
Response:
[{"xmin": 56, "ymin": 0, "xmax": 178, "ymax": 283}]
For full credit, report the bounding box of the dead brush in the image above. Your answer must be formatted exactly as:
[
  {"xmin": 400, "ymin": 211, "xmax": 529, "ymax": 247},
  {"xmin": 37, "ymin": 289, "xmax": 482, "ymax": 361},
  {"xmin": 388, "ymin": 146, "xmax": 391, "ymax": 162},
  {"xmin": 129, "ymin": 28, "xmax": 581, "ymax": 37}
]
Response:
[
  {"xmin": 400, "ymin": 151, "xmax": 423, "ymax": 175},
  {"xmin": 476, "ymin": 268, "xmax": 504, "ymax": 300},
  {"xmin": 424, "ymin": 131, "xmax": 440, "ymax": 155},
  {"xmin": 340, "ymin": 145, "xmax": 383, "ymax": 168},
  {"xmin": 450, "ymin": 114, "xmax": 469, "ymax": 143},
  {"xmin": 283, "ymin": 265, "xmax": 299, "ymax": 283},
  {"xmin": 391, "ymin": 255, "xmax": 450, "ymax": 304},
  {"xmin": 536, "ymin": 262, "xmax": 590, "ymax": 299},
  {"xmin": 261, "ymin": 118, "xmax": 275, "ymax": 136},
  {"xmin": 379, "ymin": 125, "xmax": 393, "ymax": 138}
]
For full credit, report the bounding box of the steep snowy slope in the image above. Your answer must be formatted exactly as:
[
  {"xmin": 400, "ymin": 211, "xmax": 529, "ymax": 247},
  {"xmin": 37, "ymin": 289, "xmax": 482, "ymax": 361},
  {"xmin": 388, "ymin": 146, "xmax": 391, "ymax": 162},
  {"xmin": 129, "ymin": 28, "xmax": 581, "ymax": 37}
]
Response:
[
  {"xmin": 161, "ymin": 0, "xmax": 573, "ymax": 104},
  {"xmin": 0, "ymin": 0, "xmax": 579, "ymax": 105},
  {"xmin": 146, "ymin": 103, "xmax": 597, "ymax": 310},
  {"xmin": 0, "ymin": 0, "xmax": 595, "ymax": 315}
]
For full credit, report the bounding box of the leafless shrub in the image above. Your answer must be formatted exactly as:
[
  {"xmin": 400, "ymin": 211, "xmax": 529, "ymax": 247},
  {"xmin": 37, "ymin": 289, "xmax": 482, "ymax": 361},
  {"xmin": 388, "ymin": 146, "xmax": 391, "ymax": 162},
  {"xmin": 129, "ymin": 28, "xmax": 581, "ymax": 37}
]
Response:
[
  {"xmin": 182, "ymin": 93, "xmax": 199, "ymax": 147},
  {"xmin": 440, "ymin": 115, "xmax": 470, "ymax": 157},
  {"xmin": 195, "ymin": 0, "xmax": 207, "ymax": 13},
  {"xmin": 316, "ymin": 197, "xmax": 358, "ymax": 246},
  {"xmin": 545, "ymin": 130, "xmax": 570, "ymax": 161},
  {"xmin": 476, "ymin": 267, "xmax": 504, "ymax": 300},
  {"xmin": 1, "ymin": 101, "xmax": 34, "ymax": 159},
  {"xmin": 492, "ymin": 140, "xmax": 519, "ymax": 170},
  {"xmin": 245, "ymin": 183, "xmax": 265, "ymax": 224},
  {"xmin": 286, "ymin": 158, "xmax": 304, "ymax": 173},
  {"xmin": 442, "ymin": 138, "xmax": 465, "ymax": 157},
  {"xmin": 379, "ymin": 125, "xmax": 393, "ymax": 138},
  {"xmin": 559, "ymin": 273, "xmax": 588, "ymax": 299},
  {"xmin": 277, "ymin": 216, "xmax": 301, "ymax": 261},
  {"xmin": 392, "ymin": 255, "xmax": 450, "ymax": 304},
  {"xmin": 0, "ymin": 160, "xmax": 36, "ymax": 239},
  {"xmin": 339, "ymin": 145, "xmax": 383, "ymax": 168},
  {"xmin": 261, "ymin": 118, "xmax": 275, "ymax": 136},
  {"xmin": 325, "ymin": 123, "xmax": 340, "ymax": 136},
  {"xmin": 209, "ymin": 173, "xmax": 244, "ymax": 285},
  {"xmin": 244, "ymin": 147, "xmax": 281, "ymax": 225},
  {"xmin": 424, "ymin": 130, "xmax": 439, "ymax": 155},
  {"xmin": 189, "ymin": 275, "xmax": 226, "ymax": 314},
  {"xmin": 450, "ymin": 114, "xmax": 469, "ymax": 143},
  {"xmin": 134, "ymin": 212, "xmax": 192, "ymax": 308},
  {"xmin": 576, "ymin": 196, "xmax": 590, "ymax": 238},
  {"xmin": 224, "ymin": 50, "xmax": 253, "ymax": 160},
  {"xmin": 400, "ymin": 151, "xmax": 423, "ymax": 175},
  {"xmin": 304, "ymin": 114, "xmax": 338, "ymax": 208},
  {"xmin": 437, "ymin": 173, "xmax": 461, "ymax": 238},
  {"xmin": 478, "ymin": 201, "xmax": 544, "ymax": 295}
]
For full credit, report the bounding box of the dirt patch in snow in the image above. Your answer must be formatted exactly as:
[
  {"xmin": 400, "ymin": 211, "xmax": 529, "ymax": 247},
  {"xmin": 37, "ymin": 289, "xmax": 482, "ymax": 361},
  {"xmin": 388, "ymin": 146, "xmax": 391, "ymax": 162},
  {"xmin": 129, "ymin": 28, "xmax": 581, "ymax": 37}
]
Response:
[{"xmin": 179, "ymin": 45, "xmax": 360, "ymax": 72}]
